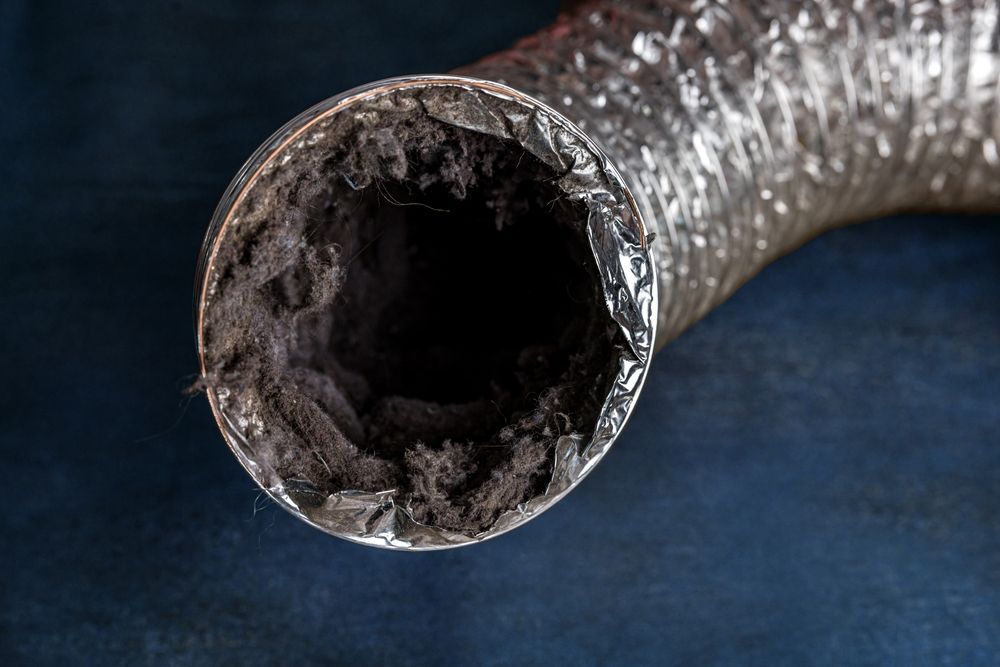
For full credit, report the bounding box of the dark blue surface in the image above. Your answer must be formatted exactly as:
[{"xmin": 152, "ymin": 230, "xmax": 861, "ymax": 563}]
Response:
[{"xmin": 2, "ymin": 2, "xmax": 999, "ymax": 665}]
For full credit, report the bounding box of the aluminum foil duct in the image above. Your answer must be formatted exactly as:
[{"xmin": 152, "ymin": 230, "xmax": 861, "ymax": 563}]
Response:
[{"xmin": 197, "ymin": 0, "xmax": 1000, "ymax": 549}]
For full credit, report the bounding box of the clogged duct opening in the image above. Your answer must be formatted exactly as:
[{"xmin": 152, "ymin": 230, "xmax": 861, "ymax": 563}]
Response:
[{"xmin": 201, "ymin": 91, "xmax": 623, "ymax": 534}]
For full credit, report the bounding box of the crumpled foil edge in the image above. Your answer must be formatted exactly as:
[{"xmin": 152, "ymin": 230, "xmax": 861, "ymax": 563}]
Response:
[{"xmin": 197, "ymin": 77, "xmax": 657, "ymax": 550}]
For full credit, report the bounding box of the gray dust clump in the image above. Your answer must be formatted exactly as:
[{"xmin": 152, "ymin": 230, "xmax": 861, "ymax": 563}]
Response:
[{"xmin": 201, "ymin": 89, "xmax": 621, "ymax": 534}]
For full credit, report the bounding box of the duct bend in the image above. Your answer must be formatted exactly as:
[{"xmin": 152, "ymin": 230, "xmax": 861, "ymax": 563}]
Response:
[{"xmin": 197, "ymin": 0, "xmax": 1000, "ymax": 549}]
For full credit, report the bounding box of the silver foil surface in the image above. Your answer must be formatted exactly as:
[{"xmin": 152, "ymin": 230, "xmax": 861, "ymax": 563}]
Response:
[
  {"xmin": 465, "ymin": 0, "xmax": 1000, "ymax": 346},
  {"xmin": 198, "ymin": 0, "xmax": 1000, "ymax": 549}
]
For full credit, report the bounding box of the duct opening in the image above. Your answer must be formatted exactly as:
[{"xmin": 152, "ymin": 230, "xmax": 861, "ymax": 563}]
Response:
[{"xmin": 201, "ymin": 88, "xmax": 624, "ymax": 534}]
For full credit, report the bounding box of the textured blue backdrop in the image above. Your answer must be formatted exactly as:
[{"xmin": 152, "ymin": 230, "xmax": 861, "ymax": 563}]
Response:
[{"xmin": 2, "ymin": 1, "xmax": 998, "ymax": 665}]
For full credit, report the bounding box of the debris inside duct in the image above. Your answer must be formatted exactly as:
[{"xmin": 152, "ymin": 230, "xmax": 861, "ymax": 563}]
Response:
[{"xmin": 200, "ymin": 88, "xmax": 624, "ymax": 534}]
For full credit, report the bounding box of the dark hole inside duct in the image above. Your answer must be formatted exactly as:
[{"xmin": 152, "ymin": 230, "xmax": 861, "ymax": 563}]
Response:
[
  {"xmin": 207, "ymin": 105, "xmax": 621, "ymax": 534},
  {"xmin": 328, "ymin": 182, "xmax": 595, "ymax": 408}
]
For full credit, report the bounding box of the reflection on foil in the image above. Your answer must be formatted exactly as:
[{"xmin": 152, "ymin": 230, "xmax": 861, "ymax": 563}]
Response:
[{"xmin": 464, "ymin": 0, "xmax": 1000, "ymax": 346}]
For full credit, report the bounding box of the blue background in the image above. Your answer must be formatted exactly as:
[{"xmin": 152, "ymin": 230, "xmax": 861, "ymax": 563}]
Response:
[{"xmin": 2, "ymin": 1, "xmax": 998, "ymax": 665}]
